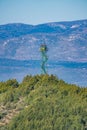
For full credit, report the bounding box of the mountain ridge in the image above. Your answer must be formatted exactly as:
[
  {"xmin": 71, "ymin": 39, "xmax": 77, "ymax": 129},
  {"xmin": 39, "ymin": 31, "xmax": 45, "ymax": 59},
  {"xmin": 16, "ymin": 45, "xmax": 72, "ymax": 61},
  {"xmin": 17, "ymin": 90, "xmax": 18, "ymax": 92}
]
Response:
[{"xmin": 0, "ymin": 19, "xmax": 87, "ymax": 62}]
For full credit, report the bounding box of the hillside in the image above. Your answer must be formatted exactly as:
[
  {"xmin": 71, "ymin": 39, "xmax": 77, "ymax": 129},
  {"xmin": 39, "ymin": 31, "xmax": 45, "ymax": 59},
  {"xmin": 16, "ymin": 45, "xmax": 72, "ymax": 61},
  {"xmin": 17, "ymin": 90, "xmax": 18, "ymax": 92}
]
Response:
[
  {"xmin": 0, "ymin": 75, "xmax": 87, "ymax": 130},
  {"xmin": 0, "ymin": 19, "xmax": 87, "ymax": 61}
]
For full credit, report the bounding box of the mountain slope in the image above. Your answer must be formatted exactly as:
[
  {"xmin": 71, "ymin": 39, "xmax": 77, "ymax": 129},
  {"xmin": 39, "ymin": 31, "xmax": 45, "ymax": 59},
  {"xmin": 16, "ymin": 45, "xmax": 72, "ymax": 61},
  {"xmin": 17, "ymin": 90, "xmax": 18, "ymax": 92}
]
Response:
[
  {"xmin": 0, "ymin": 75, "xmax": 87, "ymax": 130},
  {"xmin": 0, "ymin": 19, "xmax": 87, "ymax": 61}
]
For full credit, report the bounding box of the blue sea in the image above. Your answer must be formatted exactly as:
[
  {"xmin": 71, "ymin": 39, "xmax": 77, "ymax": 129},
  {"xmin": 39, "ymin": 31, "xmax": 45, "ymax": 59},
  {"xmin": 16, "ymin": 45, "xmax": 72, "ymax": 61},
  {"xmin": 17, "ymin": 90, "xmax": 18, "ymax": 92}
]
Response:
[{"xmin": 0, "ymin": 59, "xmax": 87, "ymax": 87}]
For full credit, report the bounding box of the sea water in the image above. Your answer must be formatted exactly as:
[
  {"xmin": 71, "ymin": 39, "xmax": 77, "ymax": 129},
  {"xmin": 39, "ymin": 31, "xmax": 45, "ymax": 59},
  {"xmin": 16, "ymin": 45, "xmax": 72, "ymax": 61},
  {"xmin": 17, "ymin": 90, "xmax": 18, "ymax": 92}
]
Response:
[{"xmin": 0, "ymin": 60, "xmax": 87, "ymax": 87}]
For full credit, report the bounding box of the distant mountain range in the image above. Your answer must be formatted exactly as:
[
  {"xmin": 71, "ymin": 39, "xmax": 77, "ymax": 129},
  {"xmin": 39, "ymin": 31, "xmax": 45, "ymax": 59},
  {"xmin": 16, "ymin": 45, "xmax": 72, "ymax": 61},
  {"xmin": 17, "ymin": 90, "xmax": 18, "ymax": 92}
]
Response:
[{"xmin": 0, "ymin": 19, "xmax": 87, "ymax": 62}]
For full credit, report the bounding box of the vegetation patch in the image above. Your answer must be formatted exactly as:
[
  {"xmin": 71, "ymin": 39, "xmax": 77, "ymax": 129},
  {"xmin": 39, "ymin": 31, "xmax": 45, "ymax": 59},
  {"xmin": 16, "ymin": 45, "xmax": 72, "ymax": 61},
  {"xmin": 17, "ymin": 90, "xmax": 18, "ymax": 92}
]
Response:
[{"xmin": 0, "ymin": 75, "xmax": 87, "ymax": 130}]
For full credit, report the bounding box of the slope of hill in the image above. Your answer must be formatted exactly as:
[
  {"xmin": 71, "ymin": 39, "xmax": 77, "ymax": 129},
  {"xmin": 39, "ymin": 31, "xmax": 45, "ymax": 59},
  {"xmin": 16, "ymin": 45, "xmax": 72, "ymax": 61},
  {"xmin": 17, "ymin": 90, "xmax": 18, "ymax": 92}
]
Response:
[
  {"xmin": 0, "ymin": 19, "xmax": 87, "ymax": 61},
  {"xmin": 0, "ymin": 75, "xmax": 87, "ymax": 130}
]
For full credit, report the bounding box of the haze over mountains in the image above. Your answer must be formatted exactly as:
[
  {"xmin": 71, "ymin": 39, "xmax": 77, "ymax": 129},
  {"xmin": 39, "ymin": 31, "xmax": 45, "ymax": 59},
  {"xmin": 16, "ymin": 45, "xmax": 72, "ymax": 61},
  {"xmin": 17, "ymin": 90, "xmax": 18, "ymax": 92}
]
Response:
[{"xmin": 0, "ymin": 19, "xmax": 87, "ymax": 62}]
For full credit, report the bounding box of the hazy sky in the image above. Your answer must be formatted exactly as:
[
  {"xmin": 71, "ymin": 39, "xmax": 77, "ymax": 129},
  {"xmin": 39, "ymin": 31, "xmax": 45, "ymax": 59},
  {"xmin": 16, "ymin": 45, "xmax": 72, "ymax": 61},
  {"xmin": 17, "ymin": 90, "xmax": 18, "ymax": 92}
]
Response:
[{"xmin": 0, "ymin": 0, "xmax": 87, "ymax": 25}]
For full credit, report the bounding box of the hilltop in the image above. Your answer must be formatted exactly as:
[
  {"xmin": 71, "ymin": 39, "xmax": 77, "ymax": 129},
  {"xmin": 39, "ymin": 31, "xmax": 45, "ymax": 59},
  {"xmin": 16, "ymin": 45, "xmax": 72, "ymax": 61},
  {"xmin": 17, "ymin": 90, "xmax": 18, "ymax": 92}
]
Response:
[{"xmin": 0, "ymin": 75, "xmax": 87, "ymax": 130}]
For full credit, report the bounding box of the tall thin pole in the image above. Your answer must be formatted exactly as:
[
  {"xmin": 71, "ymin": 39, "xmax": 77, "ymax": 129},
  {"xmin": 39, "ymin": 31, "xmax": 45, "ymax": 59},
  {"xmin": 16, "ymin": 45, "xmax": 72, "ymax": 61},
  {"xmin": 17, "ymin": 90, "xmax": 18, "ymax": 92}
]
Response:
[{"xmin": 40, "ymin": 44, "xmax": 48, "ymax": 74}]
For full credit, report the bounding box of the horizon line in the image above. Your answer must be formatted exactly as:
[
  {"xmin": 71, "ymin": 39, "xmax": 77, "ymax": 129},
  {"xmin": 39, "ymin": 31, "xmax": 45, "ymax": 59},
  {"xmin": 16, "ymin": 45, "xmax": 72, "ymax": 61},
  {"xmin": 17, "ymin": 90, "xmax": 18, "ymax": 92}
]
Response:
[{"xmin": 0, "ymin": 18, "xmax": 87, "ymax": 26}]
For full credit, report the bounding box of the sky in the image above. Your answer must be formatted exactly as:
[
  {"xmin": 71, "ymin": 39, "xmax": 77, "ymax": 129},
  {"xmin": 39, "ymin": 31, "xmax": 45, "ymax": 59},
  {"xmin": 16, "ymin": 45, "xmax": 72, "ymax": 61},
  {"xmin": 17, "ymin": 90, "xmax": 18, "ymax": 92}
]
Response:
[{"xmin": 0, "ymin": 0, "xmax": 87, "ymax": 25}]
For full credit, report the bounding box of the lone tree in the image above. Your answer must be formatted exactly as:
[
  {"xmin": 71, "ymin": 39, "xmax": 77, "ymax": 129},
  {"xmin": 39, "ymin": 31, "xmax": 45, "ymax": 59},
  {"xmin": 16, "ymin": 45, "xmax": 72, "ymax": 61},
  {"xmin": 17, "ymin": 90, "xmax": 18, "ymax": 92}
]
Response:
[{"xmin": 40, "ymin": 44, "xmax": 48, "ymax": 74}]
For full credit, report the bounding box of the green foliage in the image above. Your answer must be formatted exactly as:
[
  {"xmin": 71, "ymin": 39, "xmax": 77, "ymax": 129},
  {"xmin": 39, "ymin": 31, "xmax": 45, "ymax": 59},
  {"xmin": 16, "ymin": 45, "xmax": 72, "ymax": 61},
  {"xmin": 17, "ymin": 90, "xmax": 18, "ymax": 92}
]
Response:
[
  {"xmin": 5, "ymin": 79, "xmax": 19, "ymax": 88},
  {"xmin": 0, "ymin": 75, "xmax": 87, "ymax": 130},
  {"xmin": 0, "ymin": 79, "xmax": 19, "ymax": 94}
]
